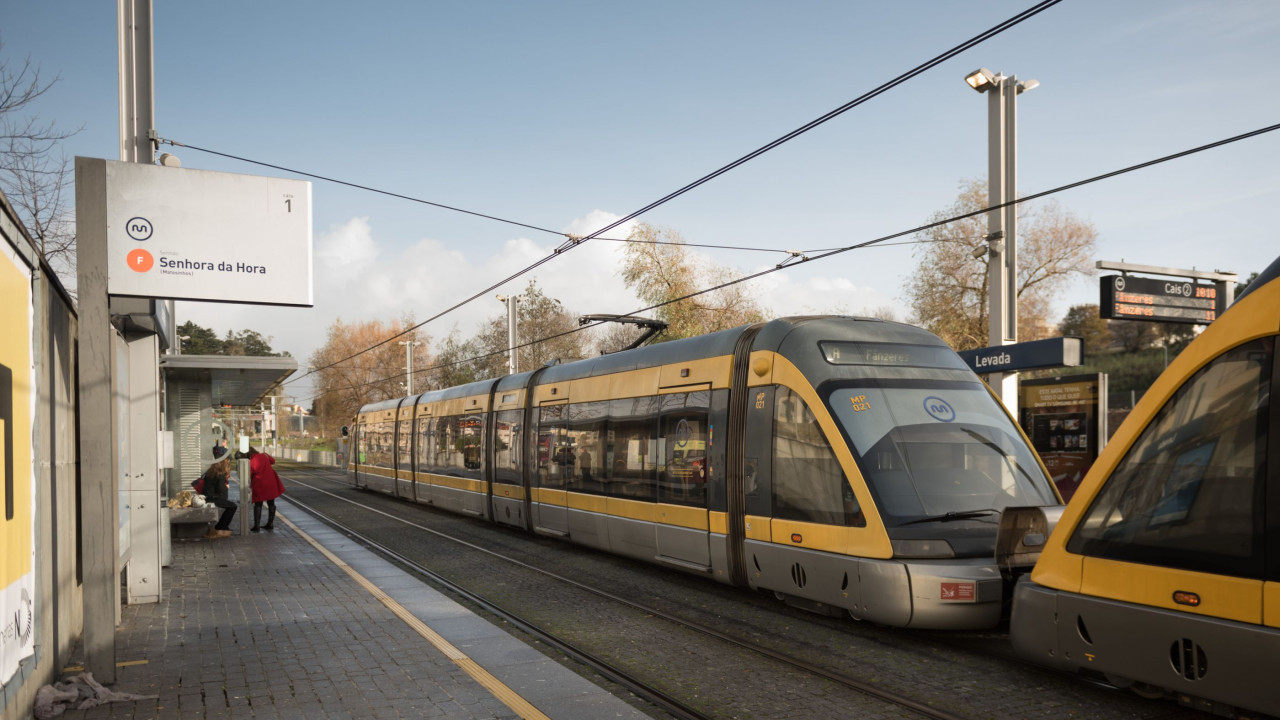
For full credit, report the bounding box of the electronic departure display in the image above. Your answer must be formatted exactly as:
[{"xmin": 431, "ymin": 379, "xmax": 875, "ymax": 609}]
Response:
[{"xmin": 1099, "ymin": 275, "xmax": 1226, "ymax": 325}]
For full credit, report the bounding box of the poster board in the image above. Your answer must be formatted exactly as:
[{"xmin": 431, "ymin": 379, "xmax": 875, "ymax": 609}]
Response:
[
  {"xmin": 0, "ymin": 236, "xmax": 35, "ymax": 684},
  {"xmin": 1019, "ymin": 373, "xmax": 1107, "ymax": 502}
]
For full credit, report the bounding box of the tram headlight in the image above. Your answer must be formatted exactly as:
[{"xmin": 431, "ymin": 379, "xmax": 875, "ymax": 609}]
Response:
[{"xmin": 891, "ymin": 539, "xmax": 956, "ymax": 559}]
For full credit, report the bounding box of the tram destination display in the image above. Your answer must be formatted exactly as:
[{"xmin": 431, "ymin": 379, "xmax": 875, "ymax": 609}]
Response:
[{"xmin": 1099, "ymin": 274, "xmax": 1225, "ymax": 325}]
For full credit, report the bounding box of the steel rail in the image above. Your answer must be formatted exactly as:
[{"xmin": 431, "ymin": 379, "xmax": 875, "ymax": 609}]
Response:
[
  {"xmin": 280, "ymin": 465, "xmax": 974, "ymax": 720},
  {"xmin": 282, "ymin": 489, "xmax": 713, "ymax": 720}
]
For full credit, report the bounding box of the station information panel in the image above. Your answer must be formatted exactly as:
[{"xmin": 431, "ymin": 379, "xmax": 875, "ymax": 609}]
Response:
[{"xmin": 1099, "ymin": 274, "xmax": 1226, "ymax": 325}]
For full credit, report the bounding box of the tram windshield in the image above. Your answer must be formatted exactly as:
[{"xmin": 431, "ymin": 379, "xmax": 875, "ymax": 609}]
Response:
[{"xmin": 827, "ymin": 380, "xmax": 1056, "ymax": 526}]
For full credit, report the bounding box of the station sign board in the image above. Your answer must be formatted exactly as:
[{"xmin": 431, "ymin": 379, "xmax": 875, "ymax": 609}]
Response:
[
  {"xmin": 86, "ymin": 158, "xmax": 313, "ymax": 307},
  {"xmin": 1099, "ymin": 274, "xmax": 1224, "ymax": 325},
  {"xmin": 956, "ymin": 336, "xmax": 1083, "ymax": 375}
]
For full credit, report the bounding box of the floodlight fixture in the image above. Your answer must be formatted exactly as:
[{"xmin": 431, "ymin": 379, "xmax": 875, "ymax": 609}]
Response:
[
  {"xmin": 1016, "ymin": 78, "xmax": 1040, "ymax": 94},
  {"xmin": 964, "ymin": 68, "xmax": 997, "ymax": 92}
]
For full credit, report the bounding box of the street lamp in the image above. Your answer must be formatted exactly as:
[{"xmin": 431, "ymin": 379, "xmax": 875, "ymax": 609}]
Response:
[
  {"xmin": 397, "ymin": 340, "xmax": 420, "ymax": 395},
  {"xmin": 965, "ymin": 67, "xmax": 1037, "ymax": 413},
  {"xmin": 175, "ymin": 334, "xmax": 190, "ymax": 355},
  {"xmin": 495, "ymin": 294, "xmax": 521, "ymax": 375}
]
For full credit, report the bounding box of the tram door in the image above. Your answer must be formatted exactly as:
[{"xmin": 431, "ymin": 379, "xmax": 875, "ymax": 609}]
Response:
[
  {"xmin": 394, "ymin": 403, "xmax": 415, "ymax": 500},
  {"xmin": 532, "ymin": 401, "xmax": 570, "ymax": 536},
  {"xmin": 655, "ymin": 390, "xmax": 713, "ymax": 570}
]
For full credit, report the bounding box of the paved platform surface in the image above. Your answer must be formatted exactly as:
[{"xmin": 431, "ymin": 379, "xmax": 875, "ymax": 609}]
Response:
[{"xmin": 55, "ymin": 501, "xmax": 652, "ymax": 719}]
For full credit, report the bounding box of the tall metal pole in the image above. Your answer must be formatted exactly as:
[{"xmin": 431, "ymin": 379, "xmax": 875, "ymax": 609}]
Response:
[
  {"xmin": 398, "ymin": 340, "xmax": 416, "ymax": 394},
  {"xmin": 80, "ymin": 0, "xmax": 158, "ymax": 683},
  {"xmin": 985, "ymin": 75, "xmax": 1017, "ymax": 412},
  {"xmin": 496, "ymin": 295, "xmax": 520, "ymax": 375},
  {"xmin": 508, "ymin": 297, "xmax": 518, "ymax": 375},
  {"xmin": 969, "ymin": 69, "xmax": 1035, "ymax": 413}
]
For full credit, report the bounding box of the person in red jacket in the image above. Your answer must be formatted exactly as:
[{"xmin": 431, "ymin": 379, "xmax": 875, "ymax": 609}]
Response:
[{"xmin": 247, "ymin": 447, "xmax": 285, "ymax": 532}]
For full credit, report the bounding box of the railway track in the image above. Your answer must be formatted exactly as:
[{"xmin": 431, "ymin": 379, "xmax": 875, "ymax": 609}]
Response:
[
  {"xmin": 275, "ymin": 464, "xmax": 1209, "ymax": 720},
  {"xmin": 280, "ymin": 465, "xmax": 975, "ymax": 720}
]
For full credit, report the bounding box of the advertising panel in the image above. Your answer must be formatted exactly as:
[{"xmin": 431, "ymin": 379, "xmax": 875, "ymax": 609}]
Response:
[
  {"xmin": 1019, "ymin": 374, "xmax": 1107, "ymax": 502},
  {"xmin": 93, "ymin": 158, "xmax": 313, "ymax": 306},
  {"xmin": 0, "ymin": 238, "xmax": 35, "ymax": 684}
]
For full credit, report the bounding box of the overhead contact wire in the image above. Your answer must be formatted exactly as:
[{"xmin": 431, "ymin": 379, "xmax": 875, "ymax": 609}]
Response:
[
  {"xmin": 155, "ymin": 139, "xmax": 564, "ymax": 238},
  {"xmin": 551, "ymin": 0, "xmax": 1063, "ymax": 252},
  {"xmin": 300, "ymin": 119, "xmax": 1280, "ymax": 404},
  {"xmin": 185, "ymin": 0, "xmax": 1064, "ymax": 387}
]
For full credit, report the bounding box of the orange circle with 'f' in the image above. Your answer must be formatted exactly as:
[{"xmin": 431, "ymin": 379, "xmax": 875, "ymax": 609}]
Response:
[{"xmin": 127, "ymin": 248, "xmax": 154, "ymax": 272}]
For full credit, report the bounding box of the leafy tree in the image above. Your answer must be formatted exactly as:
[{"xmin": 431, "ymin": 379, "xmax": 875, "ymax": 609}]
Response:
[
  {"xmin": 223, "ymin": 328, "xmax": 285, "ymax": 357},
  {"xmin": 620, "ymin": 222, "xmax": 769, "ymax": 341},
  {"xmin": 427, "ymin": 328, "xmax": 485, "ymax": 389},
  {"xmin": 177, "ymin": 321, "xmax": 224, "ymax": 355},
  {"xmin": 1, "ymin": 41, "xmax": 80, "ymax": 285},
  {"xmin": 473, "ymin": 280, "xmax": 588, "ymax": 375},
  {"xmin": 177, "ymin": 322, "xmax": 286, "ymax": 356},
  {"xmin": 308, "ymin": 318, "xmax": 429, "ymax": 438},
  {"xmin": 905, "ymin": 179, "xmax": 1098, "ymax": 350},
  {"xmin": 1058, "ymin": 304, "xmax": 1112, "ymax": 356}
]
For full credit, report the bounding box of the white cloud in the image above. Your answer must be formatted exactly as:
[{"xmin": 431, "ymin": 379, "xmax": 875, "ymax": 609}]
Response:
[{"xmin": 175, "ymin": 209, "xmax": 909, "ymax": 404}]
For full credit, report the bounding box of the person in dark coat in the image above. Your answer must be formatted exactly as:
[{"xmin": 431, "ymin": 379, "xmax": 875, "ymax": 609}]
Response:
[
  {"xmin": 201, "ymin": 446, "xmax": 236, "ymax": 538},
  {"xmin": 248, "ymin": 447, "xmax": 285, "ymax": 532}
]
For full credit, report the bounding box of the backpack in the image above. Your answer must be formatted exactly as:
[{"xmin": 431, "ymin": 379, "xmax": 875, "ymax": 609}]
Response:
[{"xmin": 191, "ymin": 474, "xmax": 205, "ymax": 494}]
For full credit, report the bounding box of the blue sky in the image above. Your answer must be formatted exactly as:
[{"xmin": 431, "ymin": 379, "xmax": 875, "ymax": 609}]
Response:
[{"xmin": 6, "ymin": 1, "xmax": 1279, "ymax": 405}]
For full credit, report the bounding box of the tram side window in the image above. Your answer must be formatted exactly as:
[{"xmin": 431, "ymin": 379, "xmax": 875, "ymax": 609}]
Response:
[
  {"xmin": 493, "ymin": 409, "xmax": 523, "ymax": 485},
  {"xmin": 397, "ymin": 419, "xmax": 413, "ymax": 470},
  {"xmin": 1068, "ymin": 337, "xmax": 1273, "ymax": 579},
  {"xmin": 417, "ymin": 417, "xmax": 436, "ymax": 474},
  {"xmin": 436, "ymin": 414, "xmax": 484, "ymax": 478},
  {"xmin": 368, "ymin": 422, "xmax": 393, "ymax": 468},
  {"xmin": 537, "ymin": 405, "xmax": 570, "ymax": 489},
  {"xmin": 378, "ymin": 424, "xmax": 395, "ymax": 468},
  {"xmin": 356, "ymin": 423, "xmax": 369, "ymax": 464},
  {"xmin": 773, "ymin": 387, "xmax": 864, "ymax": 527},
  {"xmin": 605, "ymin": 397, "xmax": 660, "ymax": 501},
  {"xmin": 659, "ymin": 391, "xmax": 710, "ymax": 508},
  {"xmin": 567, "ymin": 401, "xmax": 607, "ymax": 494}
]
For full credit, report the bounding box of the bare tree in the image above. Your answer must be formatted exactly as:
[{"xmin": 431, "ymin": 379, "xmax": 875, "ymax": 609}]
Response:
[
  {"xmin": 308, "ymin": 319, "xmax": 430, "ymax": 438},
  {"xmin": 1, "ymin": 41, "xmax": 80, "ymax": 285},
  {"xmin": 905, "ymin": 178, "xmax": 1098, "ymax": 350},
  {"xmin": 620, "ymin": 222, "xmax": 769, "ymax": 341}
]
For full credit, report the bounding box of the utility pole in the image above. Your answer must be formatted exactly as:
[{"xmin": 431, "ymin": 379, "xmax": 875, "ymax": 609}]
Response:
[
  {"xmin": 397, "ymin": 340, "xmax": 419, "ymax": 394},
  {"xmin": 964, "ymin": 67, "xmax": 1038, "ymax": 413},
  {"xmin": 496, "ymin": 294, "xmax": 521, "ymax": 375}
]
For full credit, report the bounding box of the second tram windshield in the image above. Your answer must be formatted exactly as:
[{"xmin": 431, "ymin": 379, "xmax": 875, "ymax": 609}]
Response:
[{"xmin": 826, "ymin": 379, "xmax": 1057, "ymax": 525}]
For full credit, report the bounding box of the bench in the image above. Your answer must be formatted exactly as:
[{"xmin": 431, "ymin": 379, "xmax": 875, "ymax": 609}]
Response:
[{"xmin": 169, "ymin": 506, "xmax": 220, "ymax": 539}]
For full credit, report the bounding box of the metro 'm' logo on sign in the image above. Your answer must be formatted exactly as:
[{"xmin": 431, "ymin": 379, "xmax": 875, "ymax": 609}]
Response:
[{"xmin": 127, "ymin": 248, "xmax": 154, "ymax": 272}]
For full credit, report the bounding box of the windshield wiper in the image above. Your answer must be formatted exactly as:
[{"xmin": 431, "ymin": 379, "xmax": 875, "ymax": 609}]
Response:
[{"xmin": 898, "ymin": 509, "xmax": 1000, "ymax": 526}]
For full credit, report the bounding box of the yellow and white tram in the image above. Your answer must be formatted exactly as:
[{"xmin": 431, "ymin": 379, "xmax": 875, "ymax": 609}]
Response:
[
  {"xmin": 354, "ymin": 316, "xmax": 1062, "ymax": 629},
  {"xmin": 1011, "ymin": 256, "xmax": 1280, "ymax": 716}
]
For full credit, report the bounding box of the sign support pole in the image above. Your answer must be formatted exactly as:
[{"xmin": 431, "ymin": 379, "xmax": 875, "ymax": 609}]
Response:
[
  {"xmin": 80, "ymin": 0, "xmax": 160, "ymax": 682},
  {"xmin": 984, "ymin": 74, "xmax": 1021, "ymax": 413}
]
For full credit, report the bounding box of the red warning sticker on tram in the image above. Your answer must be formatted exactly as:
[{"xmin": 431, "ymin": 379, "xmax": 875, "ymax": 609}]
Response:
[{"xmin": 940, "ymin": 582, "xmax": 975, "ymax": 602}]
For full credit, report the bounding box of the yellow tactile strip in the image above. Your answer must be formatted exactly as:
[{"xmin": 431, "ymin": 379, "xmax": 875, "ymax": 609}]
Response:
[{"xmin": 280, "ymin": 512, "xmax": 552, "ymax": 720}]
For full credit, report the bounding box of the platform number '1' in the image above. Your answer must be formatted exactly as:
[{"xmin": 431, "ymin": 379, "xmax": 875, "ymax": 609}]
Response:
[{"xmin": 284, "ymin": 198, "xmax": 292, "ymax": 212}]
